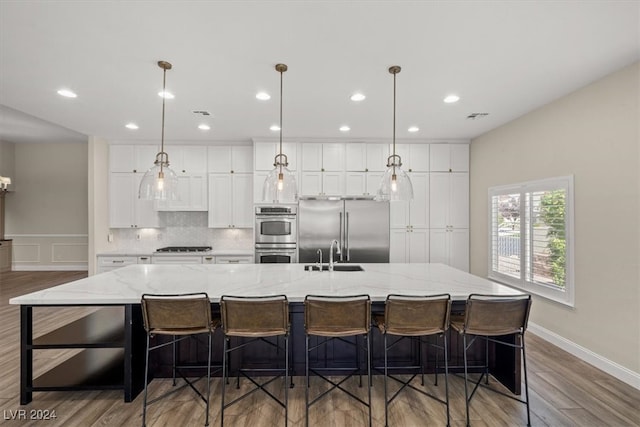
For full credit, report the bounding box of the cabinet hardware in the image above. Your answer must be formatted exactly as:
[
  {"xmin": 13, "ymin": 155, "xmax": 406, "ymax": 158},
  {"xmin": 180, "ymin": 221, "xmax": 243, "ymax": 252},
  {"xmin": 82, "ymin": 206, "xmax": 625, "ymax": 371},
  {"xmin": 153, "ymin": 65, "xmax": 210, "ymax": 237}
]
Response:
[
  {"xmin": 321, "ymin": 168, "xmax": 325, "ymax": 172},
  {"xmin": 365, "ymin": 168, "xmax": 368, "ymax": 172},
  {"xmin": 182, "ymin": 169, "xmax": 186, "ymax": 173},
  {"xmin": 113, "ymin": 260, "xmax": 124, "ymax": 264},
  {"xmin": 409, "ymin": 168, "xmax": 412, "ymax": 172},
  {"xmin": 228, "ymin": 260, "xmax": 240, "ymax": 263},
  {"xmin": 204, "ymin": 257, "xmax": 213, "ymax": 261},
  {"xmin": 230, "ymin": 170, "xmax": 234, "ymax": 173},
  {"xmin": 139, "ymin": 257, "xmax": 148, "ymax": 260}
]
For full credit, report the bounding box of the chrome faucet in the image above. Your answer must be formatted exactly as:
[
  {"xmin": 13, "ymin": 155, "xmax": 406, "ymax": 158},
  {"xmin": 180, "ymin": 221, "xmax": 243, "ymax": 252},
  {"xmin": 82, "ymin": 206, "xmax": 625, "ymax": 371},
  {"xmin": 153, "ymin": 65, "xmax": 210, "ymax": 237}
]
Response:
[
  {"xmin": 316, "ymin": 249, "xmax": 323, "ymax": 271},
  {"xmin": 329, "ymin": 239, "xmax": 341, "ymax": 272}
]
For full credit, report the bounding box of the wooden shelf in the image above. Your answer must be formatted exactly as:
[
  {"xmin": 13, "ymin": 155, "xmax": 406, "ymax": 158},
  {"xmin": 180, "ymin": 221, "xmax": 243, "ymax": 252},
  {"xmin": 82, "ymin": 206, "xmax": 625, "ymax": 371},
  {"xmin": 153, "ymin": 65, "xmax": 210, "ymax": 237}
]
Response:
[
  {"xmin": 32, "ymin": 307, "xmax": 125, "ymax": 348},
  {"xmin": 32, "ymin": 348, "xmax": 124, "ymax": 390}
]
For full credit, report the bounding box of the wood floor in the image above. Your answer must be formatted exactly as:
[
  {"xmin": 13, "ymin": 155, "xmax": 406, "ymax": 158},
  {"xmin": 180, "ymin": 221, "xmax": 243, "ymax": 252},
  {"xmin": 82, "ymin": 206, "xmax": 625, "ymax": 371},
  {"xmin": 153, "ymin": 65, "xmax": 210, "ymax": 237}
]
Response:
[{"xmin": 1, "ymin": 271, "xmax": 639, "ymax": 426}]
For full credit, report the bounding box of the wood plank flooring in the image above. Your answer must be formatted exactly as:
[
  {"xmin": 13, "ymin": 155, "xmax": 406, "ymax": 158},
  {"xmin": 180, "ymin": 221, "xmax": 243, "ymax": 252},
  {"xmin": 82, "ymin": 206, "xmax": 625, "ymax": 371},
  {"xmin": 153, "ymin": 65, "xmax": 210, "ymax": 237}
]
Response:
[{"xmin": 1, "ymin": 271, "xmax": 638, "ymax": 426}]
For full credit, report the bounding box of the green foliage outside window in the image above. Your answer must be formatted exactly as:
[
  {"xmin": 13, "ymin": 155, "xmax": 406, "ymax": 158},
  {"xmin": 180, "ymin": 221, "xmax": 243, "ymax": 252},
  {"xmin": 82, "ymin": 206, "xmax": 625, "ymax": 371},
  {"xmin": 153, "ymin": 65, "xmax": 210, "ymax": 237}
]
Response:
[{"xmin": 540, "ymin": 190, "xmax": 566, "ymax": 287}]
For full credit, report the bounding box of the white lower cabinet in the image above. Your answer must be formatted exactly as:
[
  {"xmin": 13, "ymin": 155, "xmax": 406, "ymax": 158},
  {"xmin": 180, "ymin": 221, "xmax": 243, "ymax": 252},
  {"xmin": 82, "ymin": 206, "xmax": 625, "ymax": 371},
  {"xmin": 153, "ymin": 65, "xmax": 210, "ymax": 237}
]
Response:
[
  {"xmin": 151, "ymin": 255, "xmax": 203, "ymax": 264},
  {"xmin": 97, "ymin": 255, "xmax": 149, "ymax": 273},
  {"xmin": 429, "ymin": 228, "xmax": 469, "ymax": 271},
  {"xmin": 390, "ymin": 228, "xmax": 429, "ymax": 263},
  {"xmin": 215, "ymin": 255, "xmax": 254, "ymax": 264}
]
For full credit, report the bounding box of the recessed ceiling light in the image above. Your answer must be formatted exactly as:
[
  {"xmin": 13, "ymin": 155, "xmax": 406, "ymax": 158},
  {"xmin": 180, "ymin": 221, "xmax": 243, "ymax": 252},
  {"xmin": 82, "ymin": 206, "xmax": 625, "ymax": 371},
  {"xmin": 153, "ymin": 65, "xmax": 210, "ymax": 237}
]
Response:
[
  {"xmin": 350, "ymin": 93, "xmax": 366, "ymax": 102},
  {"xmin": 125, "ymin": 123, "xmax": 139, "ymax": 130},
  {"xmin": 158, "ymin": 91, "xmax": 174, "ymax": 99},
  {"xmin": 57, "ymin": 89, "xmax": 77, "ymax": 98},
  {"xmin": 408, "ymin": 126, "xmax": 419, "ymax": 132},
  {"xmin": 444, "ymin": 94, "xmax": 460, "ymax": 103},
  {"xmin": 198, "ymin": 124, "xmax": 210, "ymax": 130},
  {"xmin": 270, "ymin": 125, "xmax": 280, "ymax": 131},
  {"xmin": 339, "ymin": 125, "xmax": 351, "ymax": 132},
  {"xmin": 256, "ymin": 92, "xmax": 271, "ymax": 100}
]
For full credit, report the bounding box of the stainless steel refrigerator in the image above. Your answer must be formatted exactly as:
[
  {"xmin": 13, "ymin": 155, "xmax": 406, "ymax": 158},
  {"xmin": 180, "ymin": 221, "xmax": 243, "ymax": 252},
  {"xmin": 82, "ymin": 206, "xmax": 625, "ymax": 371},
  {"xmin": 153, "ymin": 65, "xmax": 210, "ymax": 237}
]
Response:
[{"xmin": 298, "ymin": 197, "xmax": 390, "ymax": 263}]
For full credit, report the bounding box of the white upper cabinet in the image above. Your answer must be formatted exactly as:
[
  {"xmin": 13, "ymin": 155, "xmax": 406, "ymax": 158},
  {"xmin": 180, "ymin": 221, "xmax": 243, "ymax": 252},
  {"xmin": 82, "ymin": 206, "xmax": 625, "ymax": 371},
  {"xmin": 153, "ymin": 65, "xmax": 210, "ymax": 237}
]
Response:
[
  {"xmin": 168, "ymin": 146, "xmax": 208, "ymax": 174},
  {"xmin": 429, "ymin": 143, "xmax": 469, "ymax": 172},
  {"xmin": 345, "ymin": 143, "xmax": 388, "ymax": 172},
  {"xmin": 208, "ymin": 146, "xmax": 253, "ymax": 173},
  {"xmin": 208, "ymin": 173, "xmax": 253, "ymax": 228},
  {"xmin": 389, "ymin": 173, "xmax": 429, "ymax": 229},
  {"xmin": 110, "ymin": 145, "xmax": 158, "ymax": 173},
  {"xmin": 391, "ymin": 144, "xmax": 430, "ymax": 172},
  {"xmin": 301, "ymin": 143, "xmax": 344, "ymax": 171},
  {"xmin": 254, "ymin": 142, "xmax": 297, "ymax": 171},
  {"xmin": 109, "ymin": 173, "xmax": 160, "ymax": 228}
]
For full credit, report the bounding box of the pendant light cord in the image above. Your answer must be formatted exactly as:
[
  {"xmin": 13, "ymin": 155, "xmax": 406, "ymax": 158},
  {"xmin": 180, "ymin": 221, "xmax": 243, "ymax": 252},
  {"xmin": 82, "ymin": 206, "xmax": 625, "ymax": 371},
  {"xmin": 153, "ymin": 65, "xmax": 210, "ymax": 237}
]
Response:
[
  {"xmin": 279, "ymin": 67, "xmax": 283, "ymax": 175},
  {"xmin": 160, "ymin": 66, "xmax": 167, "ymax": 174}
]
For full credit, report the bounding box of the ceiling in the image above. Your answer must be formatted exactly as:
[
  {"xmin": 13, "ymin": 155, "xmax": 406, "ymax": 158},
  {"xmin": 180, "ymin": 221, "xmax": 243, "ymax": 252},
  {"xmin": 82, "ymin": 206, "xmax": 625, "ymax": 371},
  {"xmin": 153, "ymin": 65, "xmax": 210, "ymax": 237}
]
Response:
[{"xmin": 0, "ymin": 1, "xmax": 638, "ymax": 145}]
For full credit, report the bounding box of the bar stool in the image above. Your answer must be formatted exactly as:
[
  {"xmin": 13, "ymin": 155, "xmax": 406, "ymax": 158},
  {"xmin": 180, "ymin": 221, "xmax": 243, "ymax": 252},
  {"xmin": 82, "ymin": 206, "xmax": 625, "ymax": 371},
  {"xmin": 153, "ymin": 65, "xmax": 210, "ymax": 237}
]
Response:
[
  {"xmin": 374, "ymin": 294, "xmax": 451, "ymax": 427},
  {"xmin": 450, "ymin": 293, "xmax": 532, "ymax": 427},
  {"xmin": 304, "ymin": 294, "xmax": 372, "ymax": 427},
  {"xmin": 141, "ymin": 292, "xmax": 219, "ymax": 427},
  {"xmin": 220, "ymin": 295, "xmax": 290, "ymax": 427}
]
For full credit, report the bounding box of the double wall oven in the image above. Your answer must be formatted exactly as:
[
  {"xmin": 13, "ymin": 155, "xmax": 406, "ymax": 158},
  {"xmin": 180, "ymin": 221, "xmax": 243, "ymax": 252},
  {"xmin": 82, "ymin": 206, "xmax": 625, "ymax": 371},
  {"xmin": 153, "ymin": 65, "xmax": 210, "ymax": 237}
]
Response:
[{"xmin": 255, "ymin": 206, "xmax": 297, "ymax": 263}]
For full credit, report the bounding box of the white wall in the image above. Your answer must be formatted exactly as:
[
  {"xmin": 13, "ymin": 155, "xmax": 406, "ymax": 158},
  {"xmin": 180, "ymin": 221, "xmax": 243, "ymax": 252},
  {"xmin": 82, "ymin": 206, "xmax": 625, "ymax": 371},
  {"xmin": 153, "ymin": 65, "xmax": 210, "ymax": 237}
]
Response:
[
  {"xmin": 88, "ymin": 136, "xmax": 109, "ymax": 275},
  {"xmin": 5, "ymin": 141, "xmax": 89, "ymax": 270},
  {"xmin": 470, "ymin": 63, "xmax": 639, "ymax": 381}
]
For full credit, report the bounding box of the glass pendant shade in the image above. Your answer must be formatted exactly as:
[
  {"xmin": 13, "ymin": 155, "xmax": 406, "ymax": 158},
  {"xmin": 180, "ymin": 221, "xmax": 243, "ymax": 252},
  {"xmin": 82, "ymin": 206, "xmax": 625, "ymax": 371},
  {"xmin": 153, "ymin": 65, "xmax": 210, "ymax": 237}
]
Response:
[
  {"xmin": 377, "ymin": 156, "xmax": 414, "ymax": 201},
  {"xmin": 263, "ymin": 163, "xmax": 298, "ymax": 203},
  {"xmin": 139, "ymin": 153, "xmax": 179, "ymax": 201}
]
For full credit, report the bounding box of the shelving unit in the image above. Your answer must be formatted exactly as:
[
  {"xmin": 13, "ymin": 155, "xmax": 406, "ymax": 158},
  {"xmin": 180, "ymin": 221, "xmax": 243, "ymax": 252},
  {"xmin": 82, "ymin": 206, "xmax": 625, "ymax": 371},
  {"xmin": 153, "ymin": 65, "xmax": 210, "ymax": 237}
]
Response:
[{"xmin": 21, "ymin": 305, "xmax": 145, "ymax": 404}]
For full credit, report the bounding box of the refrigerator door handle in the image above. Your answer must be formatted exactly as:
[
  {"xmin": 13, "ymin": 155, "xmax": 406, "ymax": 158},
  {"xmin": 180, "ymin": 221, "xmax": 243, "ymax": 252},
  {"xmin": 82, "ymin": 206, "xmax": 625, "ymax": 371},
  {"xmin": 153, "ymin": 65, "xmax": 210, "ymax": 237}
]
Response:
[
  {"xmin": 345, "ymin": 212, "xmax": 350, "ymax": 261},
  {"xmin": 339, "ymin": 211, "xmax": 344, "ymax": 262}
]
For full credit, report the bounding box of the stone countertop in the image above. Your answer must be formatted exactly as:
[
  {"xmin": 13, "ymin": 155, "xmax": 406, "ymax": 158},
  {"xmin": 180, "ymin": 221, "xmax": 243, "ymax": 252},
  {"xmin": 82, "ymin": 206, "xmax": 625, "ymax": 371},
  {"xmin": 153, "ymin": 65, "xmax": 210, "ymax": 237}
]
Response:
[{"xmin": 10, "ymin": 263, "xmax": 523, "ymax": 305}]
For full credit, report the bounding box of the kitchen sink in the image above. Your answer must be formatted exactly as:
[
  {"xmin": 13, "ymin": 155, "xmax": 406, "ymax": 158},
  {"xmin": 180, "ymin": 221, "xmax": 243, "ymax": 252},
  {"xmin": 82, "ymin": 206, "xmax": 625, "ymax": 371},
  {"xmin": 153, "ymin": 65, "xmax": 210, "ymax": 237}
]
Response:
[{"xmin": 304, "ymin": 264, "xmax": 364, "ymax": 272}]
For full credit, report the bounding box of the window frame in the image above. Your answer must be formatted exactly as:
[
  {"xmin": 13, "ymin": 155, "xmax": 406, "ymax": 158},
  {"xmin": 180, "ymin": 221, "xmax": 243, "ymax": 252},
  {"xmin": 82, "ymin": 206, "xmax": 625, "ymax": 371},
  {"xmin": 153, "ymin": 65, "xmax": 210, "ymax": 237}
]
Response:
[{"xmin": 488, "ymin": 175, "xmax": 575, "ymax": 306}]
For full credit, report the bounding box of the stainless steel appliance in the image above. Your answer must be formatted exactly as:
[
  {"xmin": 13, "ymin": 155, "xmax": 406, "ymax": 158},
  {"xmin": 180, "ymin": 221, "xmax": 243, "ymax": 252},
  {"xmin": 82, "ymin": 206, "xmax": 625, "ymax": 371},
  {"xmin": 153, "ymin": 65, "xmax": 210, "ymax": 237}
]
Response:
[
  {"xmin": 156, "ymin": 246, "xmax": 212, "ymax": 253},
  {"xmin": 298, "ymin": 197, "xmax": 389, "ymax": 263},
  {"xmin": 255, "ymin": 206, "xmax": 297, "ymax": 245},
  {"xmin": 255, "ymin": 206, "xmax": 297, "ymax": 263},
  {"xmin": 255, "ymin": 243, "xmax": 298, "ymax": 264}
]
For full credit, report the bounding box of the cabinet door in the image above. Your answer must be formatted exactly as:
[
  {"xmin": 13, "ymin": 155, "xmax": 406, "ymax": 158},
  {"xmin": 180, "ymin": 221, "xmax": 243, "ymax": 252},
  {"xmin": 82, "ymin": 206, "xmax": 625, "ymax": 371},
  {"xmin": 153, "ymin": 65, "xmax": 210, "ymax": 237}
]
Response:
[
  {"xmin": 429, "ymin": 173, "xmax": 450, "ymax": 229},
  {"xmin": 109, "ymin": 174, "xmax": 135, "ymax": 227},
  {"xmin": 301, "ymin": 143, "xmax": 322, "ymax": 171},
  {"xmin": 232, "ymin": 146, "xmax": 253, "ymax": 173},
  {"xmin": 322, "ymin": 172, "xmax": 344, "ymax": 196},
  {"xmin": 408, "ymin": 144, "xmax": 429, "ymax": 172},
  {"xmin": 208, "ymin": 174, "xmax": 232, "ymax": 228},
  {"xmin": 450, "ymin": 144, "xmax": 469, "ymax": 172},
  {"xmin": 135, "ymin": 145, "xmax": 160, "ymax": 173},
  {"xmin": 389, "ymin": 229, "xmax": 408, "ymax": 263},
  {"xmin": 109, "ymin": 146, "xmax": 135, "ymax": 173},
  {"xmin": 253, "ymin": 171, "xmax": 268, "ymax": 202},
  {"xmin": 408, "ymin": 173, "xmax": 429, "ymax": 228},
  {"xmin": 429, "ymin": 229, "xmax": 449, "ymax": 265},
  {"xmin": 134, "ymin": 174, "xmax": 161, "ymax": 227},
  {"xmin": 450, "ymin": 173, "xmax": 469, "ymax": 228},
  {"xmin": 408, "ymin": 228, "xmax": 429, "ymax": 263},
  {"xmin": 450, "ymin": 228, "xmax": 469, "ymax": 271},
  {"xmin": 180, "ymin": 146, "xmax": 208, "ymax": 173},
  {"xmin": 188, "ymin": 174, "xmax": 208, "ymax": 211},
  {"xmin": 390, "ymin": 200, "xmax": 409, "ymax": 229},
  {"xmin": 366, "ymin": 144, "xmax": 388, "ymax": 172},
  {"xmin": 255, "ymin": 142, "xmax": 277, "ymax": 171},
  {"xmin": 429, "ymin": 144, "xmax": 469, "ymax": 172},
  {"xmin": 232, "ymin": 174, "xmax": 253, "ymax": 228},
  {"xmin": 366, "ymin": 172, "xmax": 384, "ymax": 196},
  {"xmin": 345, "ymin": 172, "xmax": 366, "ymax": 196},
  {"xmin": 208, "ymin": 146, "xmax": 232, "ymax": 173},
  {"xmin": 322, "ymin": 143, "xmax": 344, "ymax": 171},
  {"xmin": 300, "ymin": 171, "xmax": 322, "ymax": 196},
  {"xmin": 345, "ymin": 143, "xmax": 366, "ymax": 171},
  {"xmin": 429, "ymin": 144, "xmax": 450, "ymax": 172}
]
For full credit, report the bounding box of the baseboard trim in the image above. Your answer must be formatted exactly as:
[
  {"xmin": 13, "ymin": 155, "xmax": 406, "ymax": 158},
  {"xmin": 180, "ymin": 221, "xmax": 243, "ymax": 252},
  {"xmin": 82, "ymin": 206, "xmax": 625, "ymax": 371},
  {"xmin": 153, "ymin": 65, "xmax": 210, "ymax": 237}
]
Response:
[
  {"xmin": 528, "ymin": 322, "xmax": 640, "ymax": 390},
  {"xmin": 12, "ymin": 264, "xmax": 88, "ymax": 271}
]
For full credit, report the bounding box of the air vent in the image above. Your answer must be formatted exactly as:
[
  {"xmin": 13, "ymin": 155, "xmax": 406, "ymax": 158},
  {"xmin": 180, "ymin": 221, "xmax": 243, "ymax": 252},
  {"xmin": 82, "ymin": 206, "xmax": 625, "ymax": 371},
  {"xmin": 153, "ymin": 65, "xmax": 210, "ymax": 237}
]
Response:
[
  {"xmin": 192, "ymin": 110, "xmax": 211, "ymax": 116},
  {"xmin": 467, "ymin": 112, "xmax": 489, "ymax": 120}
]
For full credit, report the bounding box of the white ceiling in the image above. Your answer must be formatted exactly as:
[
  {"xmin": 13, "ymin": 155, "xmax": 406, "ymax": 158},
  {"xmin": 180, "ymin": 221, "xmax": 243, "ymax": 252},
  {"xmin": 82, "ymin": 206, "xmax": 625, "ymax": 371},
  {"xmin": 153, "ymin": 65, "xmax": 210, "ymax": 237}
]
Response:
[{"xmin": 0, "ymin": 1, "xmax": 638, "ymax": 145}]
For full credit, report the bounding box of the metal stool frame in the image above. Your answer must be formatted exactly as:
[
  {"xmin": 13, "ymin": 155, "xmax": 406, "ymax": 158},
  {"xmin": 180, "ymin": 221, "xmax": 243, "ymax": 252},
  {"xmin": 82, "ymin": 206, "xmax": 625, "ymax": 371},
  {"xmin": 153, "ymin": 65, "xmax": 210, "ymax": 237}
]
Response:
[
  {"xmin": 220, "ymin": 294, "xmax": 290, "ymax": 427},
  {"xmin": 375, "ymin": 293, "xmax": 452, "ymax": 427},
  {"xmin": 451, "ymin": 293, "xmax": 532, "ymax": 427},
  {"xmin": 141, "ymin": 292, "xmax": 219, "ymax": 427},
  {"xmin": 304, "ymin": 294, "xmax": 372, "ymax": 427}
]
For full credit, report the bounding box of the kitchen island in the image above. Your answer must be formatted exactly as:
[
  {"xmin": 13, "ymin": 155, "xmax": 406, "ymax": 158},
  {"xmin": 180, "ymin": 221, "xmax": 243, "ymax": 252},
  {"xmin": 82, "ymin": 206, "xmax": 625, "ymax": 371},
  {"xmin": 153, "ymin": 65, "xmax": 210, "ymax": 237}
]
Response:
[{"xmin": 11, "ymin": 263, "xmax": 524, "ymax": 404}]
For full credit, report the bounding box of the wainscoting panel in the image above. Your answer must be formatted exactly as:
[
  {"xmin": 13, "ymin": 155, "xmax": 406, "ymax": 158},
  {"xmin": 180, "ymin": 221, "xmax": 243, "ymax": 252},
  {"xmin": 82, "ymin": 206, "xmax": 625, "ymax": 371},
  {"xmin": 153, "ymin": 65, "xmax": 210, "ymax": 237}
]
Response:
[{"xmin": 6, "ymin": 234, "xmax": 88, "ymax": 271}]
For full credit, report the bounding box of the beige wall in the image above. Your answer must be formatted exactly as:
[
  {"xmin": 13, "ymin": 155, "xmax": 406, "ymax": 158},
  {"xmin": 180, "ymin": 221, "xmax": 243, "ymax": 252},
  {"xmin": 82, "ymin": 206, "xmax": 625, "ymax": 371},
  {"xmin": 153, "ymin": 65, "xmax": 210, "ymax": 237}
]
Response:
[
  {"xmin": 470, "ymin": 63, "xmax": 639, "ymax": 375},
  {"xmin": 0, "ymin": 140, "xmax": 16, "ymax": 180},
  {"xmin": 5, "ymin": 141, "xmax": 89, "ymax": 269}
]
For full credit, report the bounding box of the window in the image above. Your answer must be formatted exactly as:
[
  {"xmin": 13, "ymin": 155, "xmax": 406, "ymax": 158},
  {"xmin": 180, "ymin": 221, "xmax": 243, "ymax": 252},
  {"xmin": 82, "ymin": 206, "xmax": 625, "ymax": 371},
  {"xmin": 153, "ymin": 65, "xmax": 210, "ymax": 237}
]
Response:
[{"xmin": 488, "ymin": 176, "xmax": 574, "ymax": 306}]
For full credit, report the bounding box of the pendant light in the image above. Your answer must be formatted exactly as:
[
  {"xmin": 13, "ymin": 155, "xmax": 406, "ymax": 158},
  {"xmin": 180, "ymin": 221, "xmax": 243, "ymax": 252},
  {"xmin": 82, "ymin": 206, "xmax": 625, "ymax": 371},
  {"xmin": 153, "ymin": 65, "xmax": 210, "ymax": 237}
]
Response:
[
  {"xmin": 262, "ymin": 63, "xmax": 298, "ymax": 203},
  {"xmin": 377, "ymin": 65, "xmax": 413, "ymax": 201},
  {"xmin": 139, "ymin": 61, "xmax": 179, "ymax": 201}
]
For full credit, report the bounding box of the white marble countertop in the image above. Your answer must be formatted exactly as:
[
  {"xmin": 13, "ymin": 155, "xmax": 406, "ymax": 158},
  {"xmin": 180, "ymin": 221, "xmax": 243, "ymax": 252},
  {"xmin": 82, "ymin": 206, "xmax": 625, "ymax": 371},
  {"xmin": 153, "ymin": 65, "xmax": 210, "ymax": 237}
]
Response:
[{"xmin": 10, "ymin": 263, "xmax": 522, "ymax": 305}]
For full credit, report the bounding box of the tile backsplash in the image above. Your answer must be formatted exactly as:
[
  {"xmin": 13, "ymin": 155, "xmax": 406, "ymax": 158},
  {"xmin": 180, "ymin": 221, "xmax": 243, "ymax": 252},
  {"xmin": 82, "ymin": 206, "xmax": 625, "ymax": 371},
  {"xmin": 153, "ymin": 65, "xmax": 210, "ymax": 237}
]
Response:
[{"xmin": 107, "ymin": 212, "xmax": 253, "ymax": 252}]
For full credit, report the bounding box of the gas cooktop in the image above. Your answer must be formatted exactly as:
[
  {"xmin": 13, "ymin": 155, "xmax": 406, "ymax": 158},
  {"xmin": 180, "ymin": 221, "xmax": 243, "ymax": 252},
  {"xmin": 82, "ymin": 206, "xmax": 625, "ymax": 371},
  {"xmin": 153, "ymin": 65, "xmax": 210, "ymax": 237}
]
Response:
[{"xmin": 156, "ymin": 246, "xmax": 212, "ymax": 253}]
